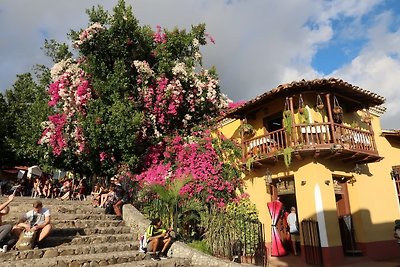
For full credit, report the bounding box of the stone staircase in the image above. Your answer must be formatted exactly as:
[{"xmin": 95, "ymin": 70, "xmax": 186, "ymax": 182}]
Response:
[{"xmin": 0, "ymin": 197, "xmax": 190, "ymax": 267}]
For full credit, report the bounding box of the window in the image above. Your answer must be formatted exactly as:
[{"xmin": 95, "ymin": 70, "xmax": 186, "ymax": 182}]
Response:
[
  {"xmin": 263, "ymin": 112, "xmax": 282, "ymax": 132},
  {"xmin": 392, "ymin": 166, "xmax": 400, "ymax": 204}
]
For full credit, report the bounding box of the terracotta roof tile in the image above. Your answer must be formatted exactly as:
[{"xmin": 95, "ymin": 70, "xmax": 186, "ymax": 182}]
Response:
[{"xmin": 226, "ymin": 78, "xmax": 385, "ymax": 117}]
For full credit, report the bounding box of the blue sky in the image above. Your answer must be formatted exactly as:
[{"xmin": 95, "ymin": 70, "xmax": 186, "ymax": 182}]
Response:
[{"xmin": 0, "ymin": 0, "xmax": 399, "ymax": 129}]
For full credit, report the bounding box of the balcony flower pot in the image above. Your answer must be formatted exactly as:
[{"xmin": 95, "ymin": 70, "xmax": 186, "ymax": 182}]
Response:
[
  {"xmin": 317, "ymin": 104, "xmax": 325, "ymax": 110},
  {"xmin": 240, "ymin": 123, "xmax": 255, "ymax": 138},
  {"xmin": 362, "ymin": 116, "xmax": 371, "ymax": 124},
  {"xmin": 333, "ymin": 106, "xmax": 343, "ymax": 115}
]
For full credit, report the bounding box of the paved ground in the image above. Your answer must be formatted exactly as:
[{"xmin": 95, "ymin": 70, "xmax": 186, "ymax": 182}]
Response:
[{"xmin": 267, "ymin": 255, "xmax": 400, "ymax": 267}]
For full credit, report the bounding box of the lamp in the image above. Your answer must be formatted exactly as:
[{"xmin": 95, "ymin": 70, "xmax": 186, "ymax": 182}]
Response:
[
  {"xmin": 264, "ymin": 169, "xmax": 272, "ymax": 185},
  {"xmin": 301, "ymin": 180, "xmax": 306, "ymax": 186},
  {"xmin": 390, "ymin": 168, "xmax": 399, "ymax": 180},
  {"xmin": 324, "ymin": 180, "xmax": 330, "ymax": 186},
  {"xmin": 353, "ymin": 164, "xmax": 362, "ymax": 175}
]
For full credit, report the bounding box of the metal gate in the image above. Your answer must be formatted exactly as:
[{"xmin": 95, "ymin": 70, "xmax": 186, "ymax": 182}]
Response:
[
  {"xmin": 301, "ymin": 219, "xmax": 323, "ymax": 266},
  {"xmin": 210, "ymin": 220, "xmax": 267, "ymax": 266}
]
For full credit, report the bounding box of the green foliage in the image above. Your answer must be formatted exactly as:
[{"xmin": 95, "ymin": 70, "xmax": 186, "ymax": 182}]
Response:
[
  {"xmin": 0, "ymin": 94, "xmax": 13, "ymax": 167},
  {"xmin": 283, "ymin": 147, "xmax": 293, "ymax": 168},
  {"xmin": 42, "ymin": 39, "xmax": 73, "ymax": 63},
  {"xmin": 188, "ymin": 240, "xmax": 211, "ymax": 255},
  {"xmin": 299, "ymin": 107, "xmax": 310, "ymax": 124},
  {"xmin": 147, "ymin": 176, "xmax": 191, "ymax": 230},
  {"xmin": 82, "ymin": 97, "xmax": 145, "ymax": 175},
  {"xmin": 3, "ymin": 72, "xmax": 51, "ymax": 167},
  {"xmin": 282, "ymin": 110, "xmax": 293, "ymax": 135},
  {"xmin": 238, "ymin": 123, "xmax": 255, "ymax": 137}
]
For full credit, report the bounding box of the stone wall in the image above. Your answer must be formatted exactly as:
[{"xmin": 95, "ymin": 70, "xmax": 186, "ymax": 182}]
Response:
[{"xmin": 123, "ymin": 204, "xmax": 242, "ymax": 267}]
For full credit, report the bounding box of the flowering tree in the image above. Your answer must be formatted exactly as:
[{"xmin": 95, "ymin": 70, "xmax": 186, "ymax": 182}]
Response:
[{"xmin": 39, "ymin": 0, "xmax": 232, "ymax": 176}]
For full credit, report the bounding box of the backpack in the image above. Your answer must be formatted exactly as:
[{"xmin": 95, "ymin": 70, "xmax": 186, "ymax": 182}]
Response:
[
  {"xmin": 15, "ymin": 230, "xmax": 37, "ymax": 250},
  {"xmin": 139, "ymin": 233, "xmax": 147, "ymax": 253}
]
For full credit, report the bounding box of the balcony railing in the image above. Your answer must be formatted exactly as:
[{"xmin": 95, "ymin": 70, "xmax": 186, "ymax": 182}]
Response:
[{"xmin": 243, "ymin": 122, "xmax": 379, "ymax": 164}]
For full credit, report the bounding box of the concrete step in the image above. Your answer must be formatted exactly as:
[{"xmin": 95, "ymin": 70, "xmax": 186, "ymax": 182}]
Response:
[
  {"xmin": 0, "ymin": 241, "xmax": 138, "ymax": 262},
  {"xmin": 4, "ymin": 250, "xmax": 153, "ymax": 267}
]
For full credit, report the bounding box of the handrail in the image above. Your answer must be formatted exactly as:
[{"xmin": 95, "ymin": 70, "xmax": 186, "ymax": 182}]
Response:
[{"xmin": 242, "ymin": 122, "xmax": 378, "ymax": 161}]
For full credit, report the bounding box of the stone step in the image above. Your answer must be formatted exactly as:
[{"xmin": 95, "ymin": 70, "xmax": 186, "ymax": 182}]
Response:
[
  {"xmin": 0, "ymin": 241, "xmax": 138, "ymax": 262},
  {"xmin": 4, "ymin": 213, "xmax": 117, "ymax": 221},
  {"xmin": 6, "ymin": 197, "xmax": 94, "ymax": 206},
  {"xmin": 41, "ymin": 233, "xmax": 137, "ymax": 247},
  {"xmin": 3, "ymin": 219, "xmax": 124, "ymax": 228},
  {"xmin": 8, "ymin": 205, "xmax": 107, "ymax": 215},
  {"xmin": 3, "ymin": 250, "xmax": 153, "ymax": 267},
  {"xmin": 50, "ymin": 225, "xmax": 132, "ymax": 236},
  {"xmin": 107, "ymin": 257, "xmax": 191, "ymax": 267}
]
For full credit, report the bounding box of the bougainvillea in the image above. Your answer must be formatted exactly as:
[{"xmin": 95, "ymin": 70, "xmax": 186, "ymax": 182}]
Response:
[
  {"xmin": 135, "ymin": 130, "xmax": 244, "ymax": 207},
  {"xmin": 39, "ymin": 59, "xmax": 92, "ymax": 156}
]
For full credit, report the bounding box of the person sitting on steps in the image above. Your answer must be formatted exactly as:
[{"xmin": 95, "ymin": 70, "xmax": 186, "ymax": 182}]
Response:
[
  {"xmin": 12, "ymin": 200, "xmax": 52, "ymax": 248},
  {"xmin": 146, "ymin": 218, "xmax": 172, "ymax": 261},
  {"xmin": 0, "ymin": 194, "xmax": 15, "ymax": 252}
]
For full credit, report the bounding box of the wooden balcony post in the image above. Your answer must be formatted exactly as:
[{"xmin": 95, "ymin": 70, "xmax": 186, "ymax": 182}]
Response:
[
  {"xmin": 240, "ymin": 118, "xmax": 246, "ymax": 162},
  {"xmin": 289, "ymin": 96, "xmax": 297, "ymax": 145},
  {"xmin": 367, "ymin": 114, "xmax": 378, "ymax": 152},
  {"xmin": 325, "ymin": 93, "xmax": 336, "ymax": 143}
]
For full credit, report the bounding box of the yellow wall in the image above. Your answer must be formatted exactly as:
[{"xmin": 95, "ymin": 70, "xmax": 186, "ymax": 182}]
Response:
[{"xmin": 219, "ymin": 100, "xmax": 400, "ymax": 247}]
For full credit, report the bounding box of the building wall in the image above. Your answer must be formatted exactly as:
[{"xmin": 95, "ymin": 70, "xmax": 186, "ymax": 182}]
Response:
[{"xmin": 219, "ymin": 99, "xmax": 400, "ymax": 262}]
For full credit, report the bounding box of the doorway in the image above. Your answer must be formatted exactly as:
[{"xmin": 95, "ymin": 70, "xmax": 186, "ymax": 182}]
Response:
[
  {"xmin": 334, "ymin": 176, "xmax": 361, "ymax": 256},
  {"xmin": 271, "ymin": 177, "xmax": 298, "ymax": 254}
]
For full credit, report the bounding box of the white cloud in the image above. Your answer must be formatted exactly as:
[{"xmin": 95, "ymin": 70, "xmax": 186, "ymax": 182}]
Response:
[
  {"xmin": 1, "ymin": 0, "xmax": 398, "ymax": 129},
  {"xmin": 331, "ymin": 10, "xmax": 400, "ymax": 129}
]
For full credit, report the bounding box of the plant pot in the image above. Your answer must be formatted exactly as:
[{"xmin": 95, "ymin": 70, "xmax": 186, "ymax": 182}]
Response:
[
  {"xmin": 363, "ymin": 117, "xmax": 371, "ymax": 124},
  {"xmin": 298, "ymin": 107, "xmax": 304, "ymax": 114},
  {"xmin": 317, "ymin": 104, "xmax": 324, "ymax": 110},
  {"xmin": 333, "ymin": 106, "xmax": 343, "ymax": 115},
  {"xmin": 283, "ymin": 110, "xmax": 292, "ymax": 116}
]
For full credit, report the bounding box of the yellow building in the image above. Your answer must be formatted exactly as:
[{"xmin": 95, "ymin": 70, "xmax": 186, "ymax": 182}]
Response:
[{"xmin": 219, "ymin": 78, "xmax": 400, "ymax": 266}]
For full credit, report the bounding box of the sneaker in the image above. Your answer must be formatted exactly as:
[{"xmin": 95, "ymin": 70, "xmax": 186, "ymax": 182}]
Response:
[
  {"xmin": 151, "ymin": 255, "xmax": 161, "ymax": 261},
  {"xmin": 2, "ymin": 245, "xmax": 7, "ymax": 252},
  {"xmin": 159, "ymin": 252, "xmax": 168, "ymax": 260}
]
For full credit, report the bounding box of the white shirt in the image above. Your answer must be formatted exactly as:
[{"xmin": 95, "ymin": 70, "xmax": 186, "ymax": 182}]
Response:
[
  {"xmin": 287, "ymin": 212, "xmax": 298, "ymax": 233},
  {"xmin": 24, "ymin": 208, "xmax": 50, "ymax": 226}
]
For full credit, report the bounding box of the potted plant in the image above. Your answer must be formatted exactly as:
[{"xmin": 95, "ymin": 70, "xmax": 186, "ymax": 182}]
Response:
[
  {"xmin": 361, "ymin": 110, "xmax": 372, "ymax": 124},
  {"xmin": 239, "ymin": 123, "xmax": 255, "ymax": 137},
  {"xmin": 282, "ymin": 110, "xmax": 293, "ymax": 136},
  {"xmin": 316, "ymin": 94, "xmax": 324, "ymax": 110}
]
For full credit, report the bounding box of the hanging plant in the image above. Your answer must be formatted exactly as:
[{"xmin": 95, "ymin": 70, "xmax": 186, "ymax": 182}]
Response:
[
  {"xmin": 283, "ymin": 147, "xmax": 293, "ymax": 168},
  {"xmin": 298, "ymin": 94, "xmax": 305, "ymax": 114},
  {"xmin": 332, "ymin": 95, "xmax": 343, "ymax": 124},
  {"xmin": 361, "ymin": 109, "xmax": 372, "ymax": 124},
  {"xmin": 283, "ymin": 98, "xmax": 293, "ymax": 136},
  {"xmin": 239, "ymin": 123, "xmax": 255, "ymax": 137},
  {"xmin": 350, "ymin": 121, "xmax": 359, "ymax": 129},
  {"xmin": 316, "ymin": 94, "xmax": 324, "ymax": 110},
  {"xmin": 332, "ymin": 96, "xmax": 343, "ymax": 115}
]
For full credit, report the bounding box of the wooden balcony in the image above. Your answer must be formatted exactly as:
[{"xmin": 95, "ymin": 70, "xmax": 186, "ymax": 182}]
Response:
[{"xmin": 243, "ymin": 122, "xmax": 381, "ymax": 165}]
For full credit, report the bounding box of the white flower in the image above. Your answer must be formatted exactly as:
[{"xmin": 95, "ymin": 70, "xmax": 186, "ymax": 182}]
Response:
[
  {"xmin": 194, "ymin": 52, "xmax": 202, "ymax": 61},
  {"xmin": 172, "ymin": 62, "xmax": 187, "ymax": 79},
  {"xmin": 192, "ymin": 38, "xmax": 199, "ymax": 47}
]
